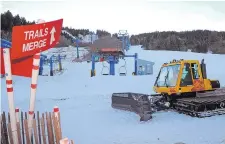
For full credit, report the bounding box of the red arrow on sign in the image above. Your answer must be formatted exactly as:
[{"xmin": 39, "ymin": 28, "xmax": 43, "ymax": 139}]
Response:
[{"xmin": 11, "ymin": 19, "xmax": 63, "ymax": 60}]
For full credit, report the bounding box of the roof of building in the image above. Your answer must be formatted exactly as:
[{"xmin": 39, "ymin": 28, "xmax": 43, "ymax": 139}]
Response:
[{"xmin": 89, "ymin": 36, "xmax": 123, "ymax": 51}]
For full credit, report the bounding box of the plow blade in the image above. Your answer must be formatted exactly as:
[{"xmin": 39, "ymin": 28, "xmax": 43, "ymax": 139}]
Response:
[{"xmin": 111, "ymin": 92, "xmax": 153, "ymax": 121}]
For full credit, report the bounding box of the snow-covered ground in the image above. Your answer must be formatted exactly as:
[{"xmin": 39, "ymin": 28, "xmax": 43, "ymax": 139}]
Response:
[
  {"xmin": 1, "ymin": 45, "xmax": 225, "ymax": 144},
  {"xmin": 40, "ymin": 46, "xmax": 89, "ymax": 75}
]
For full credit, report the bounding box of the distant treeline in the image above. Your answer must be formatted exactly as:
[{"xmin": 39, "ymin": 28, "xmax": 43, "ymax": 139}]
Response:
[
  {"xmin": 130, "ymin": 30, "xmax": 225, "ymax": 54},
  {"xmin": 3, "ymin": 10, "xmax": 222, "ymax": 54},
  {"xmin": 62, "ymin": 27, "xmax": 111, "ymax": 39},
  {"xmin": 1, "ymin": 10, "xmax": 111, "ymax": 47},
  {"xmin": 1, "ymin": 10, "xmax": 35, "ymax": 32},
  {"xmin": 96, "ymin": 30, "xmax": 111, "ymax": 38},
  {"xmin": 62, "ymin": 27, "xmax": 91, "ymax": 37},
  {"xmin": 1, "ymin": 10, "xmax": 35, "ymax": 41}
]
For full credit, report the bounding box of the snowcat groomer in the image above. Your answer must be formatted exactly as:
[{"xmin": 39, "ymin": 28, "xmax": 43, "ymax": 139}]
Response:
[{"xmin": 111, "ymin": 59, "xmax": 225, "ymax": 121}]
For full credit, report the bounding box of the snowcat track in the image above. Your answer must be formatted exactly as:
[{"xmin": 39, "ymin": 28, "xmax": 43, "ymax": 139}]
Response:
[
  {"xmin": 111, "ymin": 88, "xmax": 225, "ymax": 121},
  {"xmin": 173, "ymin": 88, "xmax": 225, "ymax": 117}
]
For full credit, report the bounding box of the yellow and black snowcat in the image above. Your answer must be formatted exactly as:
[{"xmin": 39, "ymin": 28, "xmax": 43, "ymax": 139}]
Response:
[{"xmin": 112, "ymin": 59, "xmax": 225, "ymax": 121}]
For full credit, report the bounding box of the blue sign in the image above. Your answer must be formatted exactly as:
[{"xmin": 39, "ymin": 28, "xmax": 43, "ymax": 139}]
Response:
[
  {"xmin": 1, "ymin": 39, "xmax": 11, "ymax": 49},
  {"xmin": 75, "ymin": 39, "xmax": 80, "ymax": 44}
]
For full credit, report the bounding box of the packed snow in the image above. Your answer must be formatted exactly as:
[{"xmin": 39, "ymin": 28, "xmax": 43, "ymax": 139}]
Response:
[{"xmin": 1, "ymin": 45, "xmax": 225, "ymax": 144}]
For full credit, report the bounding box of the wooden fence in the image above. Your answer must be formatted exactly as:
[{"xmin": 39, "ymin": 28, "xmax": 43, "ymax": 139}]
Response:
[{"xmin": 1, "ymin": 110, "xmax": 74, "ymax": 144}]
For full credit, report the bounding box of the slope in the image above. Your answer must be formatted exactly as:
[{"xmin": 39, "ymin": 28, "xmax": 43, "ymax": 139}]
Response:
[{"xmin": 1, "ymin": 45, "xmax": 225, "ymax": 144}]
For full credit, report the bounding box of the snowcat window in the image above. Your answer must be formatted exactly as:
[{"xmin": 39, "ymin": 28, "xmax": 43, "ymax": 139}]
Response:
[
  {"xmin": 167, "ymin": 65, "xmax": 180, "ymax": 86},
  {"xmin": 156, "ymin": 67, "xmax": 167, "ymax": 86},
  {"xmin": 191, "ymin": 63, "xmax": 200, "ymax": 79},
  {"xmin": 180, "ymin": 63, "xmax": 193, "ymax": 86},
  {"xmin": 156, "ymin": 64, "xmax": 180, "ymax": 87}
]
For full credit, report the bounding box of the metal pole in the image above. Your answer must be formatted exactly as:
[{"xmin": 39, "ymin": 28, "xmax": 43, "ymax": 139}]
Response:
[
  {"xmin": 91, "ymin": 54, "xmax": 95, "ymax": 77},
  {"xmin": 76, "ymin": 46, "xmax": 79, "ymax": 58},
  {"xmin": 112, "ymin": 56, "xmax": 115, "ymax": 75},
  {"xmin": 50, "ymin": 56, "xmax": 54, "ymax": 76},
  {"xmin": 122, "ymin": 35, "xmax": 125, "ymax": 51},
  {"xmin": 108, "ymin": 56, "xmax": 115, "ymax": 76},
  {"xmin": 135, "ymin": 53, "xmax": 138, "ymax": 75},
  {"xmin": 58, "ymin": 54, "xmax": 62, "ymax": 71},
  {"xmin": 76, "ymin": 39, "xmax": 79, "ymax": 58},
  {"xmin": 39, "ymin": 56, "xmax": 44, "ymax": 75},
  {"xmin": 91, "ymin": 32, "xmax": 93, "ymax": 44}
]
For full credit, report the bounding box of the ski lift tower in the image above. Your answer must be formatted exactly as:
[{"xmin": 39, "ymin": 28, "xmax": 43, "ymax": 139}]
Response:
[
  {"xmin": 118, "ymin": 30, "xmax": 129, "ymax": 51},
  {"xmin": 72, "ymin": 38, "xmax": 80, "ymax": 58}
]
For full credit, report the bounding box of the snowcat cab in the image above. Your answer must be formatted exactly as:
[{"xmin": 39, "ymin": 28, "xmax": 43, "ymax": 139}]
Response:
[{"xmin": 153, "ymin": 59, "xmax": 220, "ymax": 100}]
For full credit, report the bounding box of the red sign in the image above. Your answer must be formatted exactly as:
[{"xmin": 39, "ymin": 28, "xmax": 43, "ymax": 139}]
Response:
[
  {"xmin": 11, "ymin": 19, "xmax": 63, "ymax": 59},
  {"xmin": 1, "ymin": 49, "xmax": 33, "ymax": 77}
]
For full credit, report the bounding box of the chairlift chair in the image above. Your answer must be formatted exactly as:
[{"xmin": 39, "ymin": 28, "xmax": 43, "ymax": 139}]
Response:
[
  {"xmin": 101, "ymin": 61, "xmax": 109, "ymax": 75},
  {"xmin": 119, "ymin": 58, "xmax": 127, "ymax": 76}
]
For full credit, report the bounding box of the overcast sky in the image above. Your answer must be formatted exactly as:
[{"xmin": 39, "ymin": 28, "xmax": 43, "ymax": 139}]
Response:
[{"xmin": 1, "ymin": 0, "xmax": 225, "ymax": 35}]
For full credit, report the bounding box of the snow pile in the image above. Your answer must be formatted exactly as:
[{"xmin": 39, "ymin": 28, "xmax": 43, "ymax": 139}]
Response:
[{"xmin": 1, "ymin": 45, "xmax": 225, "ymax": 144}]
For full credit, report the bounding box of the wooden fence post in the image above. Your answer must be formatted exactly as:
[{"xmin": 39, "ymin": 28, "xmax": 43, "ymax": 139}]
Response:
[
  {"xmin": 32, "ymin": 117, "xmax": 39, "ymax": 144},
  {"xmin": 37, "ymin": 111, "xmax": 42, "ymax": 144},
  {"xmin": 60, "ymin": 137, "xmax": 69, "ymax": 144},
  {"xmin": 21, "ymin": 112, "xmax": 25, "ymax": 144},
  {"xmin": 41, "ymin": 113, "xmax": 47, "ymax": 144},
  {"xmin": 1, "ymin": 107, "xmax": 73, "ymax": 144},
  {"xmin": 7, "ymin": 122, "xmax": 14, "ymax": 144},
  {"xmin": 53, "ymin": 106, "xmax": 62, "ymax": 139},
  {"xmin": 15, "ymin": 108, "xmax": 22, "ymax": 144},
  {"xmin": 24, "ymin": 119, "xmax": 31, "ymax": 144},
  {"xmin": 2, "ymin": 112, "xmax": 9, "ymax": 144},
  {"xmin": 49, "ymin": 112, "xmax": 54, "ymax": 143},
  {"xmin": 0, "ymin": 114, "xmax": 7, "ymax": 143},
  {"xmin": 7, "ymin": 113, "xmax": 14, "ymax": 144},
  {"xmin": 52, "ymin": 113, "xmax": 60, "ymax": 143}
]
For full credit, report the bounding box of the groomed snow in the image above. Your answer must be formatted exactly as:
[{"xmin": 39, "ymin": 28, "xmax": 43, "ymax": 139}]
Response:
[{"xmin": 1, "ymin": 45, "xmax": 225, "ymax": 144}]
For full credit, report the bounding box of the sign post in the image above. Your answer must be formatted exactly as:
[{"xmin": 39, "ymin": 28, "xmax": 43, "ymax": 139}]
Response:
[
  {"xmin": 27, "ymin": 19, "xmax": 45, "ymax": 138},
  {"xmin": 27, "ymin": 52, "xmax": 41, "ymax": 137},
  {"xmin": 10, "ymin": 19, "xmax": 63, "ymax": 138},
  {"xmin": 2, "ymin": 47, "xmax": 19, "ymax": 144}
]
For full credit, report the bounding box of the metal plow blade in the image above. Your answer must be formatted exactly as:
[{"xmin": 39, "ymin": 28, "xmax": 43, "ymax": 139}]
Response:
[{"xmin": 111, "ymin": 92, "xmax": 153, "ymax": 121}]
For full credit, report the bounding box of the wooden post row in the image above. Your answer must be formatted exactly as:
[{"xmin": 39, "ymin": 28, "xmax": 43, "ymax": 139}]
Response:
[{"xmin": 1, "ymin": 107, "xmax": 71, "ymax": 144}]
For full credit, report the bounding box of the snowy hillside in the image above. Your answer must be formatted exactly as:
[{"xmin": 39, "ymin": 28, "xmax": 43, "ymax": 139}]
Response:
[{"xmin": 1, "ymin": 45, "xmax": 225, "ymax": 144}]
